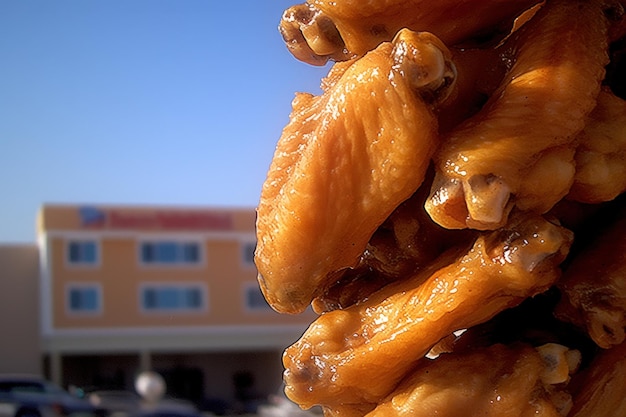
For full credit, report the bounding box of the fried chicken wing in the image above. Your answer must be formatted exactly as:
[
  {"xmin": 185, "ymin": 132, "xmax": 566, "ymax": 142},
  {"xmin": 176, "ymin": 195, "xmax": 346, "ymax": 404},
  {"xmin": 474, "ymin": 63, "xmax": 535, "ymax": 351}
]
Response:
[
  {"xmin": 555, "ymin": 210, "xmax": 626, "ymax": 349},
  {"xmin": 568, "ymin": 87, "xmax": 626, "ymax": 203},
  {"xmin": 279, "ymin": 0, "xmax": 542, "ymax": 66},
  {"xmin": 426, "ymin": 0, "xmax": 611, "ymax": 230},
  {"xmin": 364, "ymin": 343, "xmax": 578, "ymax": 417},
  {"xmin": 282, "ymin": 213, "xmax": 573, "ymax": 412},
  {"xmin": 255, "ymin": 30, "xmax": 456, "ymax": 314}
]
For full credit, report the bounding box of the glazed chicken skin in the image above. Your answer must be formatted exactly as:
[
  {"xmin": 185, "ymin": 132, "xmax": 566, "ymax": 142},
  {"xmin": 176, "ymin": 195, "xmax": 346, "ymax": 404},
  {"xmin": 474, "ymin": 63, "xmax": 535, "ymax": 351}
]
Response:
[
  {"xmin": 363, "ymin": 343, "xmax": 579, "ymax": 417},
  {"xmin": 279, "ymin": 0, "xmax": 542, "ymax": 65},
  {"xmin": 283, "ymin": 213, "xmax": 573, "ymax": 413},
  {"xmin": 568, "ymin": 87, "xmax": 626, "ymax": 203},
  {"xmin": 514, "ymin": 145, "xmax": 577, "ymax": 213},
  {"xmin": 312, "ymin": 172, "xmax": 477, "ymax": 313},
  {"xmin": 255, "ymin": 29, "xmax": 456, "ymax": 314},
  {"xmin": 425, "ymin": 0, "xmax": 611, "ymax": 230}
]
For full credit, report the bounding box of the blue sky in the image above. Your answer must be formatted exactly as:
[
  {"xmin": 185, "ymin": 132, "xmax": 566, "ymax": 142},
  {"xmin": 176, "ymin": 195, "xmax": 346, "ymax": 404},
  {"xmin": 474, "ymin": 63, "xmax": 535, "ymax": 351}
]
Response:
[{"xmin": 0, "ymin": 1, "xmax": 330, "ymax": 243}]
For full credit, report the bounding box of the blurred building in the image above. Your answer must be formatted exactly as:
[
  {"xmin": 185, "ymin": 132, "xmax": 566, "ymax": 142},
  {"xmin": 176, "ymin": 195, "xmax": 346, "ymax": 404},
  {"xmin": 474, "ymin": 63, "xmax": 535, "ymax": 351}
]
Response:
[
  {"xmin": 0, "ymin": 244, "xmax": 41, "ymax": 375},
  {"xmin": 0, "ymin": 204, "xmax": 314, "ymax": 411}
]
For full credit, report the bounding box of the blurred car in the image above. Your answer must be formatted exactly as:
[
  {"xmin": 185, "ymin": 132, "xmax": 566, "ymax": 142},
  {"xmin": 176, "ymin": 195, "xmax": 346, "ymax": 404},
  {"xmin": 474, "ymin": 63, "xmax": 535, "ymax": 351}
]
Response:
[
  {"xmin": 86, "ymin": 391, "xmax": 199, "ymax": 417},
  {"xmin": 126, "ymin": 409, "xmax": 202, "ymax": 417},
  {"xmin": 0, "ymin": 374, "xmax": 103, "ymax": 417},
  {"xmin": 86, "ymin": 392, "xmax": 140, "ymax": 417},
  {"xmin": 0, "ymin": 398, "xmax": 56, "ymax": 417}
]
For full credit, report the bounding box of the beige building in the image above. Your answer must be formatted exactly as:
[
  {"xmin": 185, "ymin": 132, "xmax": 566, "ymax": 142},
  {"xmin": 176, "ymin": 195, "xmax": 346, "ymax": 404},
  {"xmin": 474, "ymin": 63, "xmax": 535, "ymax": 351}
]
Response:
[
  {"xmin": 0, "ymin": 244, "xmax": 41, "ymax": 375},
  {"xmin": 0, "ymin": 204, "xmax": 314, "ymax": 412}
]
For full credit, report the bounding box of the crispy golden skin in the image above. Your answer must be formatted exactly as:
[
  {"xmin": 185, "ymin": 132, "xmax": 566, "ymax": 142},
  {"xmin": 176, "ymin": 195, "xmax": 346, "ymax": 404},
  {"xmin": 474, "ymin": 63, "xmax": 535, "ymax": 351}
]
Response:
[
  {"xmin": 515, "ymin": 145, "xmax": 577, "ymax": 213},
  {"xmin": 283, "ymin": 213, "xmax": 573, "ymax": 412},
  {"xmin": 364, "ymin": 343, "xmax": 578, "ymax": 417},
  {"xmin": 568, "ymin": 87, "xmax": 626, "ymax": 203},
  {"xmin": 426, "ymin": 0, "xmax": 610, "ymax": 230},
  {"xmin": 568, "ymin": 341, "xmax": 626, "ymax": 417},
  {"xmin": 255, "ymin": 30, "xmax": 456, "ymax": 314},
  {"xmin": 312, "ymin": 172, "xmax": 477, "ymax": 313},
  {"xmin": 279, "ymin": 0, "xmax": 542, "ymax": 65},
  {"xmin": 555, "ymin": 210, "xmax": 626, "ymax": 349}
]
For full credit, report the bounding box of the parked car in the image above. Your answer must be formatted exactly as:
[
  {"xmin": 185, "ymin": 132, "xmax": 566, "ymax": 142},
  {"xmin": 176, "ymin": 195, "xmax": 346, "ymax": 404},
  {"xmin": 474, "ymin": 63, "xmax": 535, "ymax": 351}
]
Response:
[
  {"xmin": 0, "ymin": 374, "xmax": 104, "ymax": 417},
  {"xmin": 0, "ymin": 398, "xmax": 56, "ymax": 417},
  {"xmin": 86, "ymin": 392, "xmax": 140, "ymax": 417},
  {"xmin": 125, "ymin": 409, "xmax": 202, "ymax": 417},
  {"xmin": 86, "ymin": 391, "xmax": 200, "ymax": 417}
]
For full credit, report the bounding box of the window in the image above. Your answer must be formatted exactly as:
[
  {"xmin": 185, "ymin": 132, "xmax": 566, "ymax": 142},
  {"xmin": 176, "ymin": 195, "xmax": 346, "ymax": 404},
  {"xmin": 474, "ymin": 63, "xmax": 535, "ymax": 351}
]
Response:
[
  {"xmin": 66, "ymin": 284, "xmax": 101, "ymax": 314},
  {"xmin": 141, "ymin": 284, "xmax": 207, "ymax": 313},
  {"xmin": 67, "ymin": 240, "xmax": 98, "ymax": 265},
  {"xmin": 243, "ymin": 283, "xmax": 272, "ymax": 312},
  {"xmin": 140, "ymin": 241, "xmax": 202, "ymax": 265},
  {"xmin": 241, "ymin": 241, "xmax": 256, "ymax": 268}
]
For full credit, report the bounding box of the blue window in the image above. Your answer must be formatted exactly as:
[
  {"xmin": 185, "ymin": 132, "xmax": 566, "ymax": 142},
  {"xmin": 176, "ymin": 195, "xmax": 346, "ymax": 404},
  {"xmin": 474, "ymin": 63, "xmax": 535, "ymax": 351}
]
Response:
[
  {"xmin": 140, "ymin": 241, "xmax": 201, "ymax": 265},
  {"xmin": 241, "ymin": 242, "xmax": 256, "ymax": 267},
  {"xmin": 67, "ymin": 240, "xmax": 98, "ymax": 265},
  {"xmin": 244, "ymin": 284, "xmax": 272, "ymax": 311},
  {"xmin": 141, "ymin": 285, "xmax": 206, "ymax": 312},
  {"xmin": 67, "ymin": 285, "xmax": 101, "ymax": 313}
]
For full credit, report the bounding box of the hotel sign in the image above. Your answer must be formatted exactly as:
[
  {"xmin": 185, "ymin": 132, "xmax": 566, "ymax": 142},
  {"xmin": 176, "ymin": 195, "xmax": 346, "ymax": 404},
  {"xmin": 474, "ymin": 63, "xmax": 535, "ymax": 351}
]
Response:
[{"xmin": 78, "ymin": 206, "xmax": 233, "ymax": 231}]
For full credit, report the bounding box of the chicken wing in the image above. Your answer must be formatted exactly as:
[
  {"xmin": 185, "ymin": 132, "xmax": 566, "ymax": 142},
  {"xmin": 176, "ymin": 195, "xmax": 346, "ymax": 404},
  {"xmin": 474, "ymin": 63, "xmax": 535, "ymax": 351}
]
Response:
[
  {"xmin": 282, "ymin": 213, "xmax": 573, "ymax": 412},
  {"xmin": 425, "ymin": 0, "xmax": 611, "ymax": 230},
  {"xmin": 364, "ymin": 343, "xmax": 578, "ymax": 417},
  {"xmin": 279, "ymin": 0, "xmax": 542, "ymax": 66},
  {"xmin": 255, "ymin": 29, "xmax": 456, "ymax": 314}
]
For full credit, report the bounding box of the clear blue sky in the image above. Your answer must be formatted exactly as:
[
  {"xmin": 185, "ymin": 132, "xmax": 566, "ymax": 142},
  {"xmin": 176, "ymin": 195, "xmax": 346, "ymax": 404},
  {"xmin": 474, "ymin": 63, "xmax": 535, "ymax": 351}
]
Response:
[{"xmin": 0, "ymin": 1, "xmax": 330, "ymax": 243}]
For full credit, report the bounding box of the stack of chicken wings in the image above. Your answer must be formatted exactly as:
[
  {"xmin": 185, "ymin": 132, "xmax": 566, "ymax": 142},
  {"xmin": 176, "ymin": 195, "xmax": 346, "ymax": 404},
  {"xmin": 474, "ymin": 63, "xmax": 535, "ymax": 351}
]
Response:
[{"xmin": 255, "ymin": 0, "xmax": 626, "ymax": 416}]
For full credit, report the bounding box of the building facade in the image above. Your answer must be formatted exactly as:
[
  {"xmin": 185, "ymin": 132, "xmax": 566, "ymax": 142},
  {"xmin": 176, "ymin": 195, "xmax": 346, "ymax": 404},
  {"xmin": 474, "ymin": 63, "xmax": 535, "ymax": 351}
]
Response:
[
  {"xmin": 2, "ymin": 204, "xmax": 314, "ymax": 410},
  {"xmin": 0, "ymin": 244, "xmax": 41, "ymax": 375}
]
